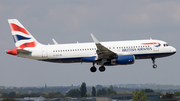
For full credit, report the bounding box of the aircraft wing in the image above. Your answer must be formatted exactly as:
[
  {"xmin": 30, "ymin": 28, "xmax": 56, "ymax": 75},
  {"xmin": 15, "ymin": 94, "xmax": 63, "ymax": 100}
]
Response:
[{"xmin": 91, "ymin": 34, "xmax": 117, "ymax": 59}]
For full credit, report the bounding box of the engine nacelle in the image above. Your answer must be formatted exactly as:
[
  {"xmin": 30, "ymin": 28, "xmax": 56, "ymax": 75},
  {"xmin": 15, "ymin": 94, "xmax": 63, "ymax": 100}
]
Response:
[{"xmin": 111, "ymin": 55, "xmax": 135, "ymax": 65}]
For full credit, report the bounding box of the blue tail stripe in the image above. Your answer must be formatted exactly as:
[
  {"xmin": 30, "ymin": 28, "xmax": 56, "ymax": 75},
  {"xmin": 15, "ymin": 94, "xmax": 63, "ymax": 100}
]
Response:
[{"xmin": 14, "ymin": 35, "xmax": 31, "ymax": 41}]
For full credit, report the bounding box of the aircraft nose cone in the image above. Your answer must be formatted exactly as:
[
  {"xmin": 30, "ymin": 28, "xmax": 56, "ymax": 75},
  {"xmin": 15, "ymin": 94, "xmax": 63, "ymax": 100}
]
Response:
[
  {"xmin": 171, "ymin": 46, "xmax": 176, "ymax": 54},
  {"xmin": 173, "ymin": 47, "xmax": 176, "ymax": 52}
]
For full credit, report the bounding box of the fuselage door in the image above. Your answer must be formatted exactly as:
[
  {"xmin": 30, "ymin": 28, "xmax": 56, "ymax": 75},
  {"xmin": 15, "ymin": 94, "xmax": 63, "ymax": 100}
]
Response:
[
  {"xmin": 154, "ymin": 45, "xmax": 159, "ymax": 51},
  {"xmin": 42, "ymin": 47, "xmax": 48, "ymax": 57}
]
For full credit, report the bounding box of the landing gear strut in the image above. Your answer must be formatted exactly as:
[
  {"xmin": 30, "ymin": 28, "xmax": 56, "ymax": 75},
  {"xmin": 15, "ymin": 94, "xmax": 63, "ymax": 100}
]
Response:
[{"xmin": 152, "ymin": 58, "xmax": 157, "ymax": 69}]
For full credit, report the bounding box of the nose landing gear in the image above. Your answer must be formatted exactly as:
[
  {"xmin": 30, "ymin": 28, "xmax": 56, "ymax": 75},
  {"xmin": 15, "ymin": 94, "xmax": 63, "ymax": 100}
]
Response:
[{"xmin": 152, "ymin": 58, "xmax": 157, "ymax": 69}]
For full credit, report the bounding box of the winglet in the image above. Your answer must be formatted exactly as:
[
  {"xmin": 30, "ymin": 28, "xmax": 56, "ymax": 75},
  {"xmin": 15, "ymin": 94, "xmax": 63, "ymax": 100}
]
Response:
[
  {"xmin": 90, "ymin": 33, "xmax": 100, "ymax": 44},
  {"xmin": 52, "ymin": 39, "xmax": 58, "ymax": 45}
]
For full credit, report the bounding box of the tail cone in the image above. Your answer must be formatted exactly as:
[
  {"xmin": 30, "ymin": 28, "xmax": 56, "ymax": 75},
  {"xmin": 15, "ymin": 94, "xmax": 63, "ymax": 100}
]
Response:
[{"xmin": 6, "ymin": 48, "xmax": 18, "ymax": 55}]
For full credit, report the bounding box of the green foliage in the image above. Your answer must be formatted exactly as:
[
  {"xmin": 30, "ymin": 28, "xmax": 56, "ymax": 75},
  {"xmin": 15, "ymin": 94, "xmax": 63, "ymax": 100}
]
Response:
[
  {"xmin": 96, "ymin": 86, "xmax": 117, "ymax": 97},
  {"xmin": 107, "ymin": 85, "xmax": 117, "ymax": 95},
  {"xmin": 155, "ymin": 88, "xmax": 162, "ymax": 96},
  {"xmin": 161, "ymin": 92, "xmax": 174, "ymax": 99},
  {"xmin": 8, "ymin": 91, "xmax": 16, "ymax": 98},
  {"xmin": 174, "ymin": 92, "xmax": 180, "ymax": 97},
  {"xmin": 0, "ymin": 89, "xmax": 5, "ymax": 94},
  {"xmin": 117, "ymin": 91, "xmax": 131, "ymax": 94},
  {"xmin": 17, "ymin": 92, "xmax": 45, "ymax": 98},
  {"xmin": 132, "ymin": 89, "xmax": 147, "ymax": 101},
  {"xmin": 97, "ymin": 88, "xmax": 107, "ymax": 96},
  {"xmin": 66, "ymin": 89, "xmax": 81, "ymax": 98},
  {"xmin": 1, "ymin": 91, "xmax": 64, "ymax": 98},
  {"xmin": 144, "ymin": 89, "xmax": 154, "ymax": 93},
  {"xmin": 2, "ymin": 98, "xmax": 16, "ymax": 101},
  {"xmin": 2, "ymin": 91, "xmax": 16, "ymax": 98},
  {"xmin": 92, "ymin": 86, "xmax": 96, "ymax": 97},
  {"xmin": 46, "ymin": 91, "xmax": 64, "ymax": 98},
  {"xmin": 87, "ymin": 92, "xmax": 91, "ymax": 97},
  {"xmin": 80, "ymin": 82, "xmax": 87, "ymax": 97}
]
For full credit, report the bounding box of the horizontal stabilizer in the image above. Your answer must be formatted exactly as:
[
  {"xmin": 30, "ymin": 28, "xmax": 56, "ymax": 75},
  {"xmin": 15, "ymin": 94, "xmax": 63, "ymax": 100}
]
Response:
[
  {"xmin": 17, "ymin": 49, "xmax": 32, "ymax": 54},
  {"xmin": 6, "ymin": 48, "xmax": 31, "ymax": 55}
]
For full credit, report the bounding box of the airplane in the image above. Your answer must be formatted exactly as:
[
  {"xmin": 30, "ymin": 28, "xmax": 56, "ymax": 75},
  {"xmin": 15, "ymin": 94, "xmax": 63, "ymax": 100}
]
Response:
[{"xmin": 6, "ymin": 19, "xmax": 176, "ymax": 72}]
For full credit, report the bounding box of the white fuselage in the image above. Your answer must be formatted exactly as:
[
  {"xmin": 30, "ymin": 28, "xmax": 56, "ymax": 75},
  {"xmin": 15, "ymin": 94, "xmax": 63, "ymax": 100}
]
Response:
[{"xmin": 17, "ymin": 39, "xmax": 176, "ymax": 65}]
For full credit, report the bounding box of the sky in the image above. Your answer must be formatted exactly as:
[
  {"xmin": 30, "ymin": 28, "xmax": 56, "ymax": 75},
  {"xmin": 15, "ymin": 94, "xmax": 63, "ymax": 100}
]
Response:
[{"xmin": 0, "ymin": 0, "xmax": 180, "ymax": 87}]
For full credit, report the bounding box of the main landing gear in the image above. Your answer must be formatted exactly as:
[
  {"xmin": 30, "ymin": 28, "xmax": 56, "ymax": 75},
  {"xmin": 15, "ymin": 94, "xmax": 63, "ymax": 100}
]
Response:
[
  {"xmin": 99, "ymin": 66, "xmax": 106, "ymax": 72},
  {"xmin": 152, "ymin": 58, "xmax": 157, "ymax": 69},
  {"xmin": 90, "ymin": 63, "xmax": 106, "ymax": 72}
]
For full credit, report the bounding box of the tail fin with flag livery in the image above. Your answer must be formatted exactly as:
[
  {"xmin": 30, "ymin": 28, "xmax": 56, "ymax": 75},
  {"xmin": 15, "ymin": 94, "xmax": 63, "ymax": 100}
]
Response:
[{"xmin": 7, "ymin": 19, "xmax": 42, "ymax": 55}]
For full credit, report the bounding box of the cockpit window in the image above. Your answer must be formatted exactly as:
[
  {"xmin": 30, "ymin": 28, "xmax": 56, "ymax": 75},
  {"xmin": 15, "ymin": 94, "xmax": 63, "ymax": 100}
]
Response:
[{"xmin": 164, "ymin": 44, "xmax": 168, "ymax": 47}]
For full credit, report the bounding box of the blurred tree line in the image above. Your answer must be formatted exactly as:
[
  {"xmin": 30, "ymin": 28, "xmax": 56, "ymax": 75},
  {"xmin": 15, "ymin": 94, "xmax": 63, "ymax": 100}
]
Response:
[
  {"xmin": 2, "ymin": 82, "xmax": 180, "ymax": 100},
  {"xmin": 1, "ymin": 91, "xmax": 64, "ymax": 98}
]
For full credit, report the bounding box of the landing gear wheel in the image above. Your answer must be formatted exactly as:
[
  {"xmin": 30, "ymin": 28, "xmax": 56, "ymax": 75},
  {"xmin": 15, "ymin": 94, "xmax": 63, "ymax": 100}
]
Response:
[
  {"xmin": 99, "ymin": 66, "xmax": 106, "ymax": 72},
  {"xmin": 151, "ymin": 58, "xmax": 157, "ymax": 69},
  {"xmin": 90, "ymin": 66, "xmax": 97, "ymax": 72},
  {"xmin": 153, "ymin": 64, "xmax": 157, "ymax": 69}
]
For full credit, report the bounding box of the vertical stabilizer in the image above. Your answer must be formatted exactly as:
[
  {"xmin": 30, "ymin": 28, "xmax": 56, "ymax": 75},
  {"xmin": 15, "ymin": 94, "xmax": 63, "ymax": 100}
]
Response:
[{"xmin": 8, "ymin": 19, "xmax": 41, "ymax": 49}]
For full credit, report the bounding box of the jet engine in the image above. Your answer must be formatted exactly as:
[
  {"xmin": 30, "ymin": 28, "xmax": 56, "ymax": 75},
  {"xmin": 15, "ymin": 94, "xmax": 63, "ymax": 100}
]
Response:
[{"xmin": 111, "ymin": 55, "xmax": 135, "ymax": 65}]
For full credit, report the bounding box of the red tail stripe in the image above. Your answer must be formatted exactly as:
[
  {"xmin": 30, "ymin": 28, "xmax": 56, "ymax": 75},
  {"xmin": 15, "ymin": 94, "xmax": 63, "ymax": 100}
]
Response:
[
  {"xmin": 19, "ymin": 42, "xmax": 36, "ymax": 49},
  {"xmin": 9, "ymin": 23, "xmax": 29, "ymax": 35},
  {"xmin": 141, "ymin": 42, "xmax": 160, "ymax": 45}
]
